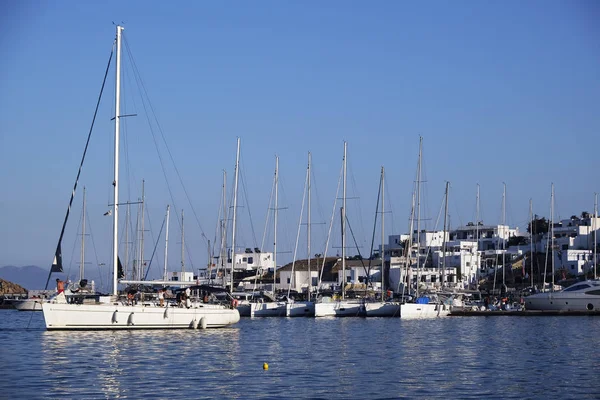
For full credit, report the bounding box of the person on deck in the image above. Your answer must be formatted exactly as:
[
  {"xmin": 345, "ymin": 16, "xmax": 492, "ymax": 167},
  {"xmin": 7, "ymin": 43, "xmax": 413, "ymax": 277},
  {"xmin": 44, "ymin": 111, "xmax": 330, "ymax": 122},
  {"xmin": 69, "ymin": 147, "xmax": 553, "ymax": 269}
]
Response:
[
  {"xmin": 185, "ymin": 287, "xmax": 191, "ymax": 308},
  {"xmin": 158, "ymin": 289, "xmax": 165, "ymax": 307},
  {"xmin": 127, "ymin": 291, "xmax": 134, "ymax": 306},
  {"xmin": 56, "ymin": 279, "xmax": 65, "ymax": 294}
]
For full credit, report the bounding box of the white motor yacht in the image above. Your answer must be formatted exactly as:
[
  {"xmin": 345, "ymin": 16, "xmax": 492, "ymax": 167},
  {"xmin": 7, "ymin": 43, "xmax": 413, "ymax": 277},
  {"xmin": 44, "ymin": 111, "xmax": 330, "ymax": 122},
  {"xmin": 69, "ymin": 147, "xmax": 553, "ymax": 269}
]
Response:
[{"xmin": 525, "ymin": 280, "xmax": 600, "ymax": 311}]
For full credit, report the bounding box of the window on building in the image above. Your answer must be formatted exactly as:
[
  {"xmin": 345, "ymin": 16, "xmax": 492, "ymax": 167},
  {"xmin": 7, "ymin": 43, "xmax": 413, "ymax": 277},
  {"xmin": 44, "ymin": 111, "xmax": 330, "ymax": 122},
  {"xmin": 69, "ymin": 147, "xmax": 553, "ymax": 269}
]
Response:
[
  {"xmin": 248, "ymin": 257, "xmax": 253, "ymax": 264},
  {"xmin": 242, "ymin": 257, "xmax": 247, "ymax": 262},
  {"xmin": 466, "ymin": 262, "xmax": 470, "ymax": 267},
  {"xmin": 287, "ymin": 278, "xmax": 290, "ymax": 284}
]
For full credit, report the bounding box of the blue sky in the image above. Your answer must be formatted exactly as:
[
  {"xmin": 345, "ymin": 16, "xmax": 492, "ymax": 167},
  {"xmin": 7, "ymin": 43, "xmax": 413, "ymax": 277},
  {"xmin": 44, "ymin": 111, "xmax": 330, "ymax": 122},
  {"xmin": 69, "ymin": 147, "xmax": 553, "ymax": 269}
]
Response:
[{"xmin": 1, "ymin": 1, "xmax": 599, "ymax": 282}]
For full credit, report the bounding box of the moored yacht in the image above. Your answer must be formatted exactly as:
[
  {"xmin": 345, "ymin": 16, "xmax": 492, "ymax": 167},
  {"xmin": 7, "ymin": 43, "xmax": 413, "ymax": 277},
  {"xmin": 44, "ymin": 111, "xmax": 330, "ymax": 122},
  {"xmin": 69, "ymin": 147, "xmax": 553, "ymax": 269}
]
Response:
[
  {"xmin": 250, "ymin": 300, "xmax": 287, "ymax": 317},
  {"xmin": 525, "ymin": 280, "xmax": 600, "ymax": 311},
  {"xmin": 13, "ymin": 298, "xmax": 44, "ymax": 311},
  {"xmin": 314, "ymin": 297, "xmax": 365, "ymax": 317},
  {"xmin": 399, "ymin": 296, "xmax": 451, "ymax": 319},
  {"xmin": 41, "ymin": 25, "xmax": 240, "ymax": 330},
  {"xmin": 286, "ymin": 300, "xmax": 315, "ymax": 317},
  {"xmin": 364, "ymin": 300, "xmax": 401, "ymax": 317}
]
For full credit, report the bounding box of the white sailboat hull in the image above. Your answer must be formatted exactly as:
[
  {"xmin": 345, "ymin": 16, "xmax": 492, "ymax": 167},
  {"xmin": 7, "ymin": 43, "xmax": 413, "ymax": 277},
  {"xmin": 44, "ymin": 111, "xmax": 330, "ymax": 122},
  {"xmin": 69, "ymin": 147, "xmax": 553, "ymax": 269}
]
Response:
[
  {"xmin": 285, "ymin": 301, "xmax": 315, "ymax": 317},
  {"xmin": 400, "ymin": 303, "xmax": 450, "ymax": 319},
  {"xmin": 364, "ymin": 301, "xmax": 401, "ymax": 317},
  {"xmin": 13, "ymin": 299, "xmax": 43, "ymax": 311},
  {"xmin": 250, "ymin": 302, "xmax": 285, "ymax": 317},
  {"xmin": 42, "ymin": 302, "xmax": 240, "ymax": 330},
  {"xmin": 314, "ymin": 300, "xmax": 364, "ymax": 317},
  {"xmin": 250, "ymin": 302, "xmax": 287, "ymax": 317}
]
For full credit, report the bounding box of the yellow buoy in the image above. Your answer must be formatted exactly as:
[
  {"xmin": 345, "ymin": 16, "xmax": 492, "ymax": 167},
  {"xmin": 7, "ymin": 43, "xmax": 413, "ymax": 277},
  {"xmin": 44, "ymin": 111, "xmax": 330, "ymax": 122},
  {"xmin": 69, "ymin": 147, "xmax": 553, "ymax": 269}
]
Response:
[{"xmin": 263, "ymin": 362, "xmax": 269, "ymax": 370}]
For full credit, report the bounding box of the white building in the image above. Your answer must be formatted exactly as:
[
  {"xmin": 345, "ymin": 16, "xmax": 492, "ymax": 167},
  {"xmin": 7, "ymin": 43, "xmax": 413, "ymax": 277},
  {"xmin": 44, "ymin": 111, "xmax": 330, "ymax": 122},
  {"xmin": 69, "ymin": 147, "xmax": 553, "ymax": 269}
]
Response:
[
  {"xmin": 453, "ymin": 224, "xmax": 519, "ymax": 251},
  {"xmin": 227, "ymin": 248, "xmax": 275, "ymax": 272},
  {"xmin": 276, "ymin": 257, "xmax": 338, "ymax": 292},
  {"xmin": 537, "ymin": 214, "xmax": 600, "ymax": 276}
]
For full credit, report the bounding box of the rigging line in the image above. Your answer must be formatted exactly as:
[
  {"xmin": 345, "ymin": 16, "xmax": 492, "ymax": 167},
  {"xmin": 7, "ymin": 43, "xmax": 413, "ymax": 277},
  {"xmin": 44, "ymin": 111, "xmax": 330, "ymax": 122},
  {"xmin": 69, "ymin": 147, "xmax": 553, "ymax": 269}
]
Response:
[
  {"xmin": 143, "ymin": 217, "xmax": 165, "ymax": 280},
  {"xmin": 144, "ymin": 205, "xmax": 159, "ymax": 271},
  {"xmin": 122, "ymin": 39, "xmax": 182, "ymax": 234},
  {"xmin": 287, "ymin": 167, "xmax": 308, "ymax": 299},
  {"xmin": 185, "ymin": 234, "xmax": 196, "ymax": 272},
  {"xmin": 211, "ymin": 175, "xmax": 227, "ymax": 260},
  {"xmin": 310, "ymin": 163, "xmax": 328, "ymax": 252},
  {"xmin": 348, "ymin": 160, "xmax": 366, "ymax": 248},
  {"xmin": 211, "ymin": 201, "xmax": 222, "ymax": 262},
  {"xmin": 84, "ymin": 208, "xmax": 105, "ymax": 292},
  {"xmin": 317, "ymin": 162, "xmax": 343, "ymax": 293},
  {"xmin": 239, "ymin": 156, "xmax": 259, "ymax": 248},
  {"xmin": 261, "ymin": 169, "xmax": 276, "ymax": 257},
  {"xmin": 253, "ymin": 163, "xmax": 277, "ymax": 293},
  {"xmin": 278, "ymin": 176, "xmax": 293, "ymax": 256},
  {"xmin": 44, "ymin": 45, "xmax": 115, "ymax": 291},
  {"xmin": 345, "ymin": 215, "xmax": 369, "ymax": 279},
  {"xmin": 66, "ymin": 206, "xmax": 84, "ymax": 282},
  {"xmin": 366, "ymin": 170, "xmax": 382, "ymax": 285},
  {"xmin": 122, "ymin": 37, "xmax": 208, "ymax": 243},
  {"xmin": 384, "ymin": 180, "xmax": 395, "ymax": 240}
]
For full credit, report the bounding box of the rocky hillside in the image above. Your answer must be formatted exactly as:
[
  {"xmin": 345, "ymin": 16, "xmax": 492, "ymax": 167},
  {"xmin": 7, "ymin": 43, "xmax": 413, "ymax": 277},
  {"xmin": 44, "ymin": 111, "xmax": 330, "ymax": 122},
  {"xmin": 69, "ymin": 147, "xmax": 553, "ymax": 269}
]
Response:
[{"xmin": 0, "ymin": 278, "xmax": 27, "ymax": 295}]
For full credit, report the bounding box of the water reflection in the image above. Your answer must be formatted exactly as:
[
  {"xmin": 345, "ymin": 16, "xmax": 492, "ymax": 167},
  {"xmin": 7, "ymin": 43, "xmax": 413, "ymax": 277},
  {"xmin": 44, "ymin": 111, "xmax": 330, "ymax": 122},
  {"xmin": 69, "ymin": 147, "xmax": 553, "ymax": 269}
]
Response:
[{"xmin": 3, "ymin": 310, "xmax": 600, "ymax": 399}]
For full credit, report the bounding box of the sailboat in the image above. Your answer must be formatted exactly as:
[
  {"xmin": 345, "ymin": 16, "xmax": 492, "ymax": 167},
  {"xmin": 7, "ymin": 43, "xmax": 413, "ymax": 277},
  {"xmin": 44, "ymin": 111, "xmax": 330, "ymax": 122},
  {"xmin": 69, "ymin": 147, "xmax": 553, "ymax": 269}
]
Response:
[
  {"xmin": 399, "ymin": 137, "xmax": 450, "ymax": 319},
  {"xmin": 314, "ymin": 142, "xmax": 365, "ymax": 317},
  {"xmin": 250, "ymin": 155, "xmax": 287, "ymax": 317},
  {"xmin": 41, "ymin": 25, "xmax": 240, "ymax": 329},
  {"xmin": 286, "ymin": 152, "xmax": 316, "ymax": 317},
  {"xmin": 365, "ymin": 167, "xmax": 400, "ymax": 317}
]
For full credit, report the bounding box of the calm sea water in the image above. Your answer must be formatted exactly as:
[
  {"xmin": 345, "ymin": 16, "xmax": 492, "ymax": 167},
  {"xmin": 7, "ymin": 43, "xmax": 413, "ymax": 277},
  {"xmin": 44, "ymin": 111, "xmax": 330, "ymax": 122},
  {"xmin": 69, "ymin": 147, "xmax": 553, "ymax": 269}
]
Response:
[{"xmin": 0, "ymin": 310, "xmax": 599, "ymax": 399}]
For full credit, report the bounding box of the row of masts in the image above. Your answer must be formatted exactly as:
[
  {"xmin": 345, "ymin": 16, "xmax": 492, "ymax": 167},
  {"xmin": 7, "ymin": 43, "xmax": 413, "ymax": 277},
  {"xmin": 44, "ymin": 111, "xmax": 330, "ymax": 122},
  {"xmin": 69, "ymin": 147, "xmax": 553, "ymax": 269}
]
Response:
[{"xmin": 108, "ymin": 27, "xmax": 597, "ymax": 296}]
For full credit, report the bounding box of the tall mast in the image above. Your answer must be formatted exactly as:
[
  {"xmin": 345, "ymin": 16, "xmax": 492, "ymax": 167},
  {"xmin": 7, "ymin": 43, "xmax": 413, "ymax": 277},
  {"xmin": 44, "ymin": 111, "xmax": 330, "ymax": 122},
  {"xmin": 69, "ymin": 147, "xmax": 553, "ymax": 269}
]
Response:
[
  {"xmin": 529, "ymin": 199, "xmax": 534, "ymax": 288},
  {"xmin": 80, "ymin": 187, "xmax": 86, "ymax": 282},
  {"xmin": 112, "ymin": 25, "xmax": 124, "ymax": 296},
  {"xmin": 502, "ymin": 182, "xmax": 506, "ymax": 290},
  {"xmin": 415, "ymin": 137, "xmax": 423, "ymax": 298},
  {"xmin": 342, "ymin": 141, "xmax": 347, "ymax": 300},
  {"xmin": 220, "ymin": 170, "xmax": 227, "ymax": 285},
  {"xmin": 403, "ymin": 189, "xmax": 416, "ymax": 296},
  {"xmin": 476, "ymin": 184, "xmax": 480, "ymax": 283},
  {"xmin": 230, "ymin": 138, "xmax": 240, "ymax": 293},
  {"xmin": 163, "ymin": 204, "xmax": 170, "ymax": 281},
  {"xmin": 134, "ymin": 204, "xmax": 141, "ymax": 280},
  {"xmin": 274, "ymin": 155, "xmax": 279, "ymax": 292},
  {"xmin": 381, "ymin": 166, "xmax": 385, "ymax": 296},
  {"xmin": 124, "ymin": 202, "xmax": 130, "ymax": 280},
  {"xmin": 139, "ymin": 179, "xmax": 146, "ymax": 280},
  {"xmin": 442, "ymin": 181, "xmax": 449, "ymax": 287},
  {"xmin": 551, "ymin": 183, "xmax": 555, "ymax": 289},
  {"xmin": 594, "ymin": 193, "xmax": 597, "ymax": 280},
  {"xmin": 207, "ymin": 240, "xmax": 211, "ymax": 282},
  {"xmin": 181, "ymin": 209, "xmax": 185, "ymax": 275},
  {"xmin": 307, "ymin": 152, "xmax": 312, "ymax": 299}
]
